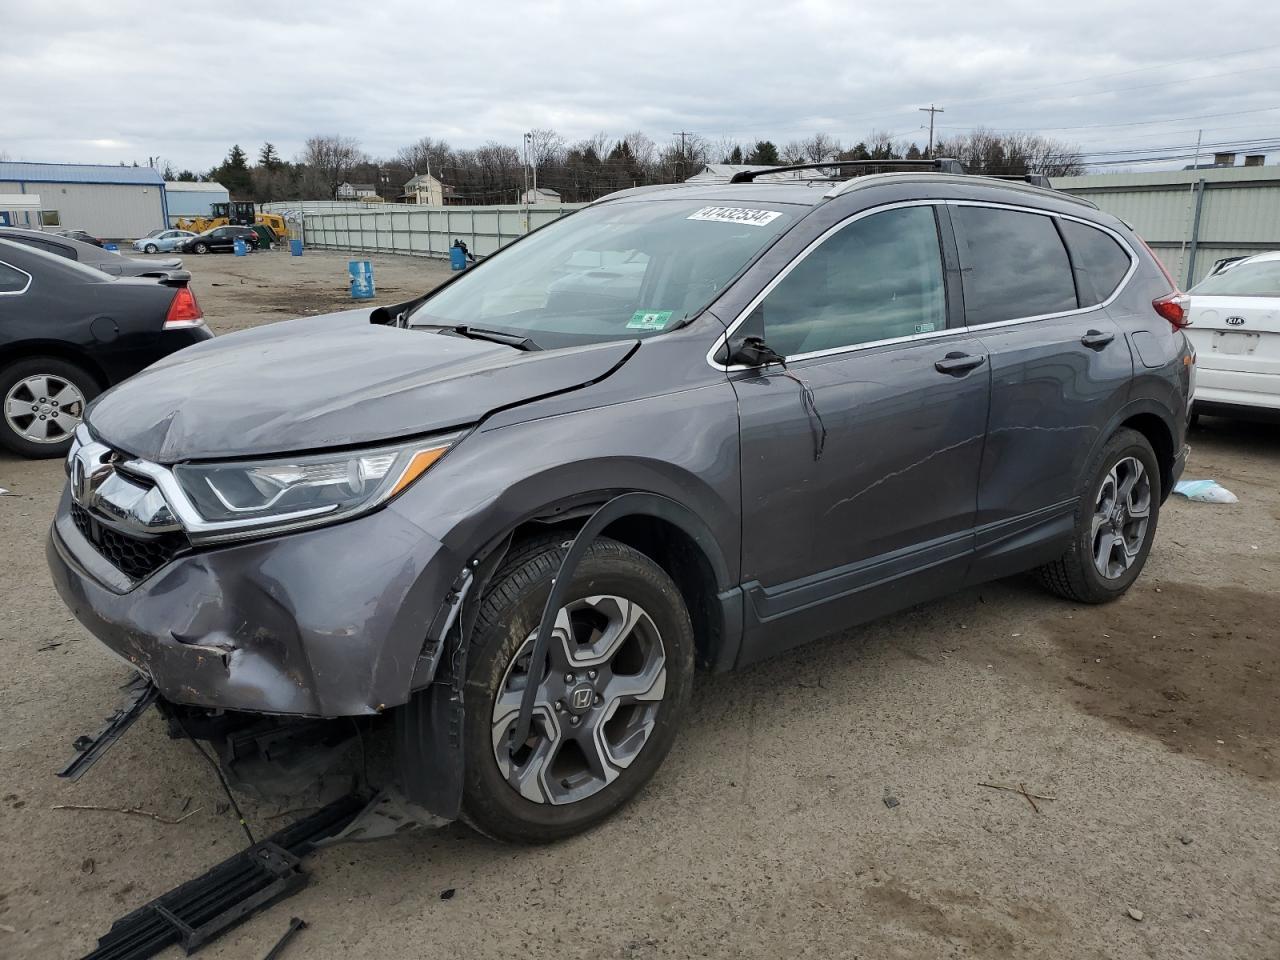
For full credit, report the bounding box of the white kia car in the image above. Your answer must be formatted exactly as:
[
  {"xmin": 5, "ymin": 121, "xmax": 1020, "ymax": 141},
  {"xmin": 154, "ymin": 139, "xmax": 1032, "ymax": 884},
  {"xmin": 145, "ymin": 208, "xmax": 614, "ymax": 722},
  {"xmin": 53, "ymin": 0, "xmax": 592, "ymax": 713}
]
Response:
[{"xmin": 1187, "ymin": 251, "xmax": 1280, "ymax": 420}]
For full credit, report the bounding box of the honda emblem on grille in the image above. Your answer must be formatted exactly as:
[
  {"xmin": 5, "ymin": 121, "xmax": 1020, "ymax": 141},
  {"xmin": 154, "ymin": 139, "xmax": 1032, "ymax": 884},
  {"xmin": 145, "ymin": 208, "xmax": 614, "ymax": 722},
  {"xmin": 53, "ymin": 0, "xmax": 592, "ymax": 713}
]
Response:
[
  {"xmin": 1225, "ymin": 316, "xmax": 1246, "ymax": 326},
  {"xmin": 70, "ymin": 443, "xmax": 116, "ymax": 510}
]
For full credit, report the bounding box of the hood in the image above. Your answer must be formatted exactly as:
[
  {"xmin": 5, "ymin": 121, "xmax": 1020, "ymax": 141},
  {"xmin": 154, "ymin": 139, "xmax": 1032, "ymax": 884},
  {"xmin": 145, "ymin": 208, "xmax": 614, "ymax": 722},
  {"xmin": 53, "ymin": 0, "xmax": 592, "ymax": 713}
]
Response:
[{"xmin": 88, "ymin": 309, "xmax": 637, "ymax": 463}]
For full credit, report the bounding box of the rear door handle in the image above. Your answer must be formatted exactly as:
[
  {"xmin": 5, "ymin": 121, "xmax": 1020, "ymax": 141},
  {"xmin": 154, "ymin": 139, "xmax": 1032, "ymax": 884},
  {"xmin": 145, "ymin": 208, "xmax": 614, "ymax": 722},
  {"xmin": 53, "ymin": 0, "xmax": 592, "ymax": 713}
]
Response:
[
  {"xmin": 934, "ymin": 352, "xmax": 986, "ymax": 375},
  {"xmin": 1080, "ymin": 329, "xmax": 1115, "ymax": 349}
]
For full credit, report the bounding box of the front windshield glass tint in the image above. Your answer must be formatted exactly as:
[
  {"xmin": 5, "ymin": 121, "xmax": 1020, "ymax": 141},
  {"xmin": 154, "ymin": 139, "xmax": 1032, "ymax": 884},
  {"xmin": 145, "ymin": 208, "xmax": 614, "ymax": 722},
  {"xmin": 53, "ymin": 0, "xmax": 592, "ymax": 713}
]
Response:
[
  {"xmin": 1191, "ymin": 259, "xmax": 1280, "ymax": 297},
  {"xmin": 411, "ymin": 199, "xmax": 797, "ymax": 348}
]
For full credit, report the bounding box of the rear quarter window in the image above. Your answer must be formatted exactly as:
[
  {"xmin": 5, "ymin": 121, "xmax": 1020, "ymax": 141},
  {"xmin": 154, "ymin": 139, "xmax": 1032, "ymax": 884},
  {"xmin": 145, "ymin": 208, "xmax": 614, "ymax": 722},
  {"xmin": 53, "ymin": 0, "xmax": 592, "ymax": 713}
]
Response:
[
  {"xmin": 0, "ymin": 261, "xmax": 30, "ymax": 293},
  {"xmin": 1061, "ymin": 219, "xmax": 1132, "ymax": 305},
  {"xmin": 952, "ymin": 206, "xmax": 1078, "ymax": 325}
]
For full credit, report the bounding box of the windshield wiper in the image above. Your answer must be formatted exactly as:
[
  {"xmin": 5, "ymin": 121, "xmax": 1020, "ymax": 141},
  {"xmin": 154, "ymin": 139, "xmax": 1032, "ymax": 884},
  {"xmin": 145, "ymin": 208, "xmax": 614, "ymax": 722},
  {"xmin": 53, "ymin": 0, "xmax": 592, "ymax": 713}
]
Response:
[{"xmin": 452, "ymin": 325, "xmax": 542, "ymax": 351}]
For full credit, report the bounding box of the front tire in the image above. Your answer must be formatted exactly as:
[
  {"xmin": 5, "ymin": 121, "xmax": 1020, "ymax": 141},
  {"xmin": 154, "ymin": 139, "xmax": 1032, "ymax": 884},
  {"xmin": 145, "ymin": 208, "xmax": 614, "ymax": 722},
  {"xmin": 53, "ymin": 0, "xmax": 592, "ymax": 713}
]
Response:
[
  {"xmin": 1036, "ymin": 427, "xmax": 1161, "ymax": 603},
  {"xmin": 193, "ymin": 242, "xmax": 209, "ymax": 254},
  {"xmin": 456, "ymin": 535, "xmax": 694, "ymax": 843},
  {"xmin": 0, "ymin": 357, "xmax": 98, "ymax": 458},
  {"xmin": 144, "ymin": 243, "xmax": 158, "ymax": 254}
]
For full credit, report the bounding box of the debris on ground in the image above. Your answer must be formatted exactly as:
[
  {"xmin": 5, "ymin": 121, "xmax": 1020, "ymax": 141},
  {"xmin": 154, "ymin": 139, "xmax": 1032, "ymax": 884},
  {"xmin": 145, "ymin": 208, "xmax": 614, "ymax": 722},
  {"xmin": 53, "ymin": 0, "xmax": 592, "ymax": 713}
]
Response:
[
  {"xmin": 978, "ymin": 781, "xmax": 1058, "ymax": 814},
  {"xmin": 261, "ymin": 916, "xmax": 307, "ymax": 960},
  {"xmin": 0, "ymin": 487, "xmax": 11, "ymax": 496},
  {"xmin": 81, "ymin": 857, "xmax": 95, "ymax": 874},
  {"xmin": 1127, "ymin": 907, "xmax": 1144, "ymax": 922},
  {"xmin": 1180, "ymin": 835, "xmax": 1194, "ymax": 845},
  {"xmin": 883, "ymin": 795, "xmax": 900, "ymax": 809},
  {"xmin": 1173, "ymin": 479, "xmax": 1238, "ymax": 503},
  {"xmin": 440, "ymin": 888, "xmax": 456, "ymax": 901},
  {"xmin": 51, "ymin": 803, "xmax": 201, "ymax": 825}
]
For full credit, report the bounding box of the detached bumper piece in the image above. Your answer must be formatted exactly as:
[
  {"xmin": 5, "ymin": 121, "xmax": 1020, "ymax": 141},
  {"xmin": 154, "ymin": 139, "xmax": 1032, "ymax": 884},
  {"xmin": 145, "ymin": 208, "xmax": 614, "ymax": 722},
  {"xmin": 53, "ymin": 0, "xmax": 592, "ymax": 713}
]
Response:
[
  {"xmin": 80, "ymin": 795, "xmax": 363, "ymax": 960},
  {"xmin": 59, "ymin": 674, "xmax": 158, "ymax": 782}
]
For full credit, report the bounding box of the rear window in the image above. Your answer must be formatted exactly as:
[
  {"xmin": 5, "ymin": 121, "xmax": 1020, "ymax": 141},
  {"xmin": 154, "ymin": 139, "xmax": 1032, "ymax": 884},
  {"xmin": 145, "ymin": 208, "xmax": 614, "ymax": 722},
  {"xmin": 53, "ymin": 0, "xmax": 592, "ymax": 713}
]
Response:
[
  {"xmin": 952, "ymin": 206, "xmax": 1077, "ymax": 325},
  {"xmin": 1061, "ymin": 220, "xmax": 1132, "ymax": 305},
  {"xmin": 1191, "ymin": 259, "xmax": 1280, "ymax": 297}
]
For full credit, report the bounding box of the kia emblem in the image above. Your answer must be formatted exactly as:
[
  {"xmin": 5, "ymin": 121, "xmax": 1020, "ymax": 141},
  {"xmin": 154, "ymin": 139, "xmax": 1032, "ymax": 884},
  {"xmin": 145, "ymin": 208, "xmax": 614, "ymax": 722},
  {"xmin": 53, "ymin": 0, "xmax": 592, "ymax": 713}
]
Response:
[{"xmin": 1225, "ymin": 316, "xmax": 1246, "ymax": 326}]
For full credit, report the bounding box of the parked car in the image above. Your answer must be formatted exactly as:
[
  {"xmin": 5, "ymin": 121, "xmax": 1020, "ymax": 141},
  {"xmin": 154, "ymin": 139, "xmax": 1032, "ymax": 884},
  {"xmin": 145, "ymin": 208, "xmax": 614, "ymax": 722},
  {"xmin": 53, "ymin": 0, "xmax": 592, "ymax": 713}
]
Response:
[
  {"xmin": 0, "ymin": 239, "xmax": 211, "ymax": 457},
  {"xmin": 178, "ymin": 225, "xmax": 259, "ymax": 254},
  {"xmin": 1186, "ymin": 251, "xmax": 1280, "ymax": 420},
  {"xmin": 0, "ymin": 227, "xmax": 185, "ymax": 277},
  {"xmin": 47, "ymin": 163, "xmax": 1191, "ymax": 843},
  {"xmin": 54, "ymin": 229, "xmax": 105, "ymax": 247},
  {"xmin": 132, "ymin": 229, "xmax": 196, "ymax": 254}
]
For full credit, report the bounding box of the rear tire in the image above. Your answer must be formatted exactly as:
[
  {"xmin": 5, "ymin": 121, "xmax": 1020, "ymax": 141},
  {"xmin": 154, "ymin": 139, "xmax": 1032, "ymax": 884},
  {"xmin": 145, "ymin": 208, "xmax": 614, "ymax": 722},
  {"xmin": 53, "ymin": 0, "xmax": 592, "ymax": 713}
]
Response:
[
  {"xmin": 0, "ymin": 357, "xmax": 98, "ymax": 458},
  {"xmin": 458, "ymin": 534, "xmax": 694, "ymax": 843},
  {"xmin": 1036, "ymin": 427, "xmax": 1161, "ymax": 603}
]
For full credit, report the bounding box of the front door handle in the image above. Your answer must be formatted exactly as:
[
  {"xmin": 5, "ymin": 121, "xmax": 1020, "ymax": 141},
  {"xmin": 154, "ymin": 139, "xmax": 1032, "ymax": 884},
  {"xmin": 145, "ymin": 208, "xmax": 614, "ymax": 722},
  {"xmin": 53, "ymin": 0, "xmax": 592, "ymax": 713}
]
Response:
[
  {"xmin": 1081, "ymin": 329, "xmax": 1115, "ymax": 349},
  {"xmin": 934, "ymin": 352, "xmax": 986, "ymax": 375}
]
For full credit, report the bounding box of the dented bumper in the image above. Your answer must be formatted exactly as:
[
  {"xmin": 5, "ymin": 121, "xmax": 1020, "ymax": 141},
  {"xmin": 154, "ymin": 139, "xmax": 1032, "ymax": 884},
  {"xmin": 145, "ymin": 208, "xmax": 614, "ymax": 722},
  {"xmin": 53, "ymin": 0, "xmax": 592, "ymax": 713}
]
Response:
[{"xmin": 47, "ymin": 488, "xmax": 461, "ymax": 717}]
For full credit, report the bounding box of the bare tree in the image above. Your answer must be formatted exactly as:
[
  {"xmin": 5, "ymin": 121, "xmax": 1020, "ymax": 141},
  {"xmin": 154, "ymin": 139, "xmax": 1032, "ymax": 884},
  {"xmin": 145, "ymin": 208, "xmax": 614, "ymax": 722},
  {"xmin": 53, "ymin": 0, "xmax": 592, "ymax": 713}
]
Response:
[
  {"xmin": 780, "ymin": 140, "xmax": 806, "ymax": 164},
  {"xmin": 800, "ymin": 133, "xmax": 842, "ymax": 162},
  {"xmin": 934, "ymin": 127, "xmax": 1082, "ymax": 176},
  {"xmin": 301, "ymin": 134, "xmax": 363, "ymax": 198},
  {"xmin": 525, "ymin": 128, "xmax": 565, "ymax": 168},
  {"xmin": 395, "ymin": 136, "xmax": 452, "ymax": 178}
]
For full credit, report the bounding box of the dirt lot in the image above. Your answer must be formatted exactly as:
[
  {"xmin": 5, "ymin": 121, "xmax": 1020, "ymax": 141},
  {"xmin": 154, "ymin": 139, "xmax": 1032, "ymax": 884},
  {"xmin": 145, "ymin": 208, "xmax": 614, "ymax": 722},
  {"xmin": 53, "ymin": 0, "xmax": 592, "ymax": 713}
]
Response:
[{"xmin": 1, "ymin": 248, "xmax": 1278, "ymax": 959}]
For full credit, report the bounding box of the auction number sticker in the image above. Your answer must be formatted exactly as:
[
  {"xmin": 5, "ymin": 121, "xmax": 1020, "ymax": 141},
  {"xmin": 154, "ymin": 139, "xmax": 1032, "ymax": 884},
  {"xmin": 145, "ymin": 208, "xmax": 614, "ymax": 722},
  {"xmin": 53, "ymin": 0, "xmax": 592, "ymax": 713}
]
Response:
[
  {"xmin": 627, "ymin": 309, "xmax": 674, "ymax": 330},
  {"xmin": 688, "ymin": 206, "xmax": 782, "ymax": 227}
]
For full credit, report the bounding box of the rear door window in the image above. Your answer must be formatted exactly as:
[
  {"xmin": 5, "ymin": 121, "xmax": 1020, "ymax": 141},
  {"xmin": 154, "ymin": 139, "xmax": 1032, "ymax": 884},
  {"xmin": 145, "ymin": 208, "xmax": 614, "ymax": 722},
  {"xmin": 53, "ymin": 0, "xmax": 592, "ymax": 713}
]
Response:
[
  {"xmin": 1060, "ymin": 220, "xmax": 1132, "ymax": 305},
  {"xmin": 755, "ymin": 205, "xmax": 947, "ymax": 357},
  {"xmin": 952, "ymin": 206, "xmax": 1077, "ymax": 324},
  {"xmin": 0, "ymin": 261, "xmax": 30, "ymax": 293}
]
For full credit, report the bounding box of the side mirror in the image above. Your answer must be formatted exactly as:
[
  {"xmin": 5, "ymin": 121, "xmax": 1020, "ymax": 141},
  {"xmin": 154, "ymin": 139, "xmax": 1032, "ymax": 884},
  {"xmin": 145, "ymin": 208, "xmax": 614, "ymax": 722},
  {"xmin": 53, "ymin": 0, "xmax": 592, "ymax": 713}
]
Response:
[{"xmin": 725, "ymin": 335, "xmax": 784, "ymax": 367}]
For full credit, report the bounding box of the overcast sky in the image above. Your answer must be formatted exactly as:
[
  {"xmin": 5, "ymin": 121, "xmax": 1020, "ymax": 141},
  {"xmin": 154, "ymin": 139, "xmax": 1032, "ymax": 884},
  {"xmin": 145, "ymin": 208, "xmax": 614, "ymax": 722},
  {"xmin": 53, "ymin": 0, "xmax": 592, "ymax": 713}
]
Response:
[{"xmin": 4, "ymin": 1, "xmax": 1278, "ymax": 173}]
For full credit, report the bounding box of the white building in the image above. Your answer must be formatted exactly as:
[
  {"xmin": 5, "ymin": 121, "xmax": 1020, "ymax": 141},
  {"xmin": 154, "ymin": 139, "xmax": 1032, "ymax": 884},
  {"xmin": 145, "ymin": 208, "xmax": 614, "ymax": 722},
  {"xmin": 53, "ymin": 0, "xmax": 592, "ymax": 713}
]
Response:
[
  {"xmin": 0, "ymin": 161, "xmax": 167, "ymax": 238},
  {"xmin": 401, "ymin": 173, "xmax": 457, "ymax": 206},
  {"xmin": 520, "ymin": 187, "xmax": 562, "ymax": 205},
  {"xmin": 336, "ymin": 182, "xmax": 379, "ymax": 199}
]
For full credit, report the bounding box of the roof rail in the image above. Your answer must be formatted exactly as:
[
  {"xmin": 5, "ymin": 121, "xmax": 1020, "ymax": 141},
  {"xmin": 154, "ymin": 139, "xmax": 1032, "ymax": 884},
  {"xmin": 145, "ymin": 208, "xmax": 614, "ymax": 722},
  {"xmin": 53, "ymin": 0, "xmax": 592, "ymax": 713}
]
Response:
[
  {"xmin": 728, "ymin": 158, "xmax": 966, "ymax": 183},
  {"xmin": 987, "ymin": 173, "xmax": 1053, "ymax": 188}
]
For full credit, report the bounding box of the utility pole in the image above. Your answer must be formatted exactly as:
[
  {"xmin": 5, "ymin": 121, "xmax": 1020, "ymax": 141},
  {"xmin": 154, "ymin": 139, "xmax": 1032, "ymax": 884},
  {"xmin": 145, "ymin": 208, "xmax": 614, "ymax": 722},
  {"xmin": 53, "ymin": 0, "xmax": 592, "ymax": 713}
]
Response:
[
  {"xmin": 522, "ymin": 132, "xmax": 531, "ymax": 230},
  {"xmin": 918, "ymin": 105, "xmax": 944, "ymax": 158},
  {"xmin": 672, "ymin": 131, "xmax": 694, "ymax": 180}
]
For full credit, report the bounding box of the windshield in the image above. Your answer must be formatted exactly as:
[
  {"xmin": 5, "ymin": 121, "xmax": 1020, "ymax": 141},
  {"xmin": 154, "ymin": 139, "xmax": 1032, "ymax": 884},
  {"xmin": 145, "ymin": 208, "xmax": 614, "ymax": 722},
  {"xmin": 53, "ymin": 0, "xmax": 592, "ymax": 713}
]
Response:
[
  {"xmin": 1192, "ymin": 259, "xmax": 1280, "ymax": 297},
  {"xmin": 411, "ymin": 199, "xmax": 797, "ymax": 348},
  {"xmin": 144, "ymin": 229, "xmax": 165, "ymax": 238}
]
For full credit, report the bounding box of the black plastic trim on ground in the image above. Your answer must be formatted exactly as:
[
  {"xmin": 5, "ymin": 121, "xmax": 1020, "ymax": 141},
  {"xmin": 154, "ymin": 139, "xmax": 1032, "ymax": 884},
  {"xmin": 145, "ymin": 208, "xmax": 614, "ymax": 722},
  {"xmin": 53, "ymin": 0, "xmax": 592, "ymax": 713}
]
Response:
[{"xmin": 79, "ymin": 794, "xmax": 364, "ymax": 960}]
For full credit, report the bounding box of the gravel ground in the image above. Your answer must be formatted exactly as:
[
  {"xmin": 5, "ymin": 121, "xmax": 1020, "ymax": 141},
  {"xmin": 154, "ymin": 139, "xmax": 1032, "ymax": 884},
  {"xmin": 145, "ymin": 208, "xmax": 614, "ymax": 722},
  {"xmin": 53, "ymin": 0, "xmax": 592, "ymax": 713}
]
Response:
[{"xmin": 1, "ymin": 248, "xmax": 1278, "ymax": 959}]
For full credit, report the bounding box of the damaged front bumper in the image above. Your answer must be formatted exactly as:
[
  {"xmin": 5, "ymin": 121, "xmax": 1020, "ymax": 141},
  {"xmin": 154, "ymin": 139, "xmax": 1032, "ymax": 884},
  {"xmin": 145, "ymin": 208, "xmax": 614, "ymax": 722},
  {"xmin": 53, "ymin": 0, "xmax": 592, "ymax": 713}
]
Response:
[{"xmin": 47, "ymin": 487, "xmax": 463, "ymax": 717}]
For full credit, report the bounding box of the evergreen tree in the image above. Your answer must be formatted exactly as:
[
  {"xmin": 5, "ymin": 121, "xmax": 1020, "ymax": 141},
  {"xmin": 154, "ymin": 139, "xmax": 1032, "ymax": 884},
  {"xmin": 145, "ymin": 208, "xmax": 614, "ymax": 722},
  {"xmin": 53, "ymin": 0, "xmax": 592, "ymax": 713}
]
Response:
[
  {"xmin": 258, "ymin": 142, "xmax": 283, "ymax": 171},
  {"xmin": 747, "ymin": 141, "xmax": 779, "ymax": 164},
  {"xmin": 728, "ymin": 145, "xmax": 744, "ymax": 164}
]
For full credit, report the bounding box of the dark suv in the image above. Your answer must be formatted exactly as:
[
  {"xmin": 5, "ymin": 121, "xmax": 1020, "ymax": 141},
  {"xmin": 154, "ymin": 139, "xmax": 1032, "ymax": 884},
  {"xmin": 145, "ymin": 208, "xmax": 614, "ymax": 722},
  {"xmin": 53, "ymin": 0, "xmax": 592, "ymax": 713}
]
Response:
[
  {"xmin": 179, "ymin": 225, "xmax": 259, "ymax": 254},
  {"xmin": 47, "ymin": 161, "xmax": 1192, "ymax": 843}
]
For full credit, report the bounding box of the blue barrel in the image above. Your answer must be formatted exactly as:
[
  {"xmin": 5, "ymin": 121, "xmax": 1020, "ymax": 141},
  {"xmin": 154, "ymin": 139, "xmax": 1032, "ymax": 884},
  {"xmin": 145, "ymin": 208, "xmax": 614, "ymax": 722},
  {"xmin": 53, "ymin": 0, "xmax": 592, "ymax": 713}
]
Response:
[
  {"xmin": 233, "ymin": 237, "xmax": 247, "ymax": 257},
  {"xmin": 450, "ymin": 244, "xmax": 468, "ymax": 271},
  {"xmin": 349, "ymin": 260, "xmax": 375, "ymax": 300},
  {"xmin": 104, "ymin": 242, "xmax": 119, "ymax": 252},
  {"xmin": 289, "ymin": 238, "xmax": 304, "ymax": 257}
]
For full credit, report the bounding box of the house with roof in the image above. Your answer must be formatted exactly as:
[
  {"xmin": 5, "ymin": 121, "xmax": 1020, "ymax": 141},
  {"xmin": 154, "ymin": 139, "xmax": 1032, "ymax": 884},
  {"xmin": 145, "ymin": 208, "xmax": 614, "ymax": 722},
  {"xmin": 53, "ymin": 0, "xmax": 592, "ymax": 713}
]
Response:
[
  {"xmin": 520, "ymin": 187, "xmax": 562, "ymax": 205},
  {"xmin": 400, "ymin": 173, "xmax": 459, "ymax": 206}
]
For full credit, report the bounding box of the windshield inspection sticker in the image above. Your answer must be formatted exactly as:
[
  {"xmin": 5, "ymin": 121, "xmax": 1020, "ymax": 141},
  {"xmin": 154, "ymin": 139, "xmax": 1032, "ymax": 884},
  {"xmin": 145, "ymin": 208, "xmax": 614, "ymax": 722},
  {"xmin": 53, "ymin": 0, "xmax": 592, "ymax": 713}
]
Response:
[
  {"xmin": 688, "ymin": 206, "xmax": 782, "ymax": 227},
  {"xmin": 627, "ymin": 310, "xmax": 674, "ymax": 330}
]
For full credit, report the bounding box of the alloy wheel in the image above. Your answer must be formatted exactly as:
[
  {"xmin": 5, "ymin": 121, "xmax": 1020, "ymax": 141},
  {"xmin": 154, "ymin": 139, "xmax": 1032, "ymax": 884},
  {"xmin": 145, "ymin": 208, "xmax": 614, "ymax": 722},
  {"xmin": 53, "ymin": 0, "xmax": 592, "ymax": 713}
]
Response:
[
  {"xmin": 491, "ymin": 594, "xmax": 667, "ymax": 806},
  {"xmin": 3, "ymin": 374, "xmax": 85, "ymax": 444},
  {"xmin": 1091, "ymin": 456, "xmax": 1151, "ymax": 579}
]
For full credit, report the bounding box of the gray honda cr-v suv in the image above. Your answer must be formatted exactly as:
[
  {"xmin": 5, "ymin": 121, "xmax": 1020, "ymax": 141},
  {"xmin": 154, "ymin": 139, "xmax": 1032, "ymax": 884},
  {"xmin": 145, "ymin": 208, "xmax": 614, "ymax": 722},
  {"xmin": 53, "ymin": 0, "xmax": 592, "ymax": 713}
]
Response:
[{"xmin": 48, "ymin": 160, "xmax": 1192, "ymax": 842}]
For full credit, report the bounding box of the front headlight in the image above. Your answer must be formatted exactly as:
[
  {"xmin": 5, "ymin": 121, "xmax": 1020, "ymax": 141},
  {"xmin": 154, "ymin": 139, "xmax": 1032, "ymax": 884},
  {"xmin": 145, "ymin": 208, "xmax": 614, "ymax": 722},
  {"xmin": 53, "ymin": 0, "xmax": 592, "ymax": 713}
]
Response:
[{"xmin": 166, "ymin": 434, "xmax": 460, "ymax": 542}]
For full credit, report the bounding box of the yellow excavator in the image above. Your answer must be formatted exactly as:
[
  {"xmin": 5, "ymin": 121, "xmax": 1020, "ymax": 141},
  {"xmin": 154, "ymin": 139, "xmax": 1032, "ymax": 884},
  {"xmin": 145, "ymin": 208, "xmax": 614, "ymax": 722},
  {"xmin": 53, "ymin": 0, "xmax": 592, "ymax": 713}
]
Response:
[{"xmin": 176, "ymin": 202, "xmax": 290, "ymax": 239}]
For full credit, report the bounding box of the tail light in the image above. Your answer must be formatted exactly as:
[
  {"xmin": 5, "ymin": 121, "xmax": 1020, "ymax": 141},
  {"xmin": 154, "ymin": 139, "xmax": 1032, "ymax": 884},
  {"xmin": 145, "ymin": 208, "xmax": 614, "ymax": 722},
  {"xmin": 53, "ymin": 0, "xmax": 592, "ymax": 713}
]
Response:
[
  {"xmin": 1153, "ymin": 291, "xmax": 1191, "ymax": 329},
  {"xmin": 1136, "ymin": 236, "xmax": 1191, "ymax": 330},
  {"xmin": 164, "ymin": 286, "xmax": 204, "ymax": 329}
]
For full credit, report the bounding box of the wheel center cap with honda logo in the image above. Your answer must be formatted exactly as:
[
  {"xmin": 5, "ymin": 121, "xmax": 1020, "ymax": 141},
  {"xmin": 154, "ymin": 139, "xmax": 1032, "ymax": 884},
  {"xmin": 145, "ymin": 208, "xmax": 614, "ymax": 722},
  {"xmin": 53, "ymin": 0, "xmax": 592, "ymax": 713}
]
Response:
[{"xmin": 568, "ymin": 683, "xmax": 595, "ymax": 714}]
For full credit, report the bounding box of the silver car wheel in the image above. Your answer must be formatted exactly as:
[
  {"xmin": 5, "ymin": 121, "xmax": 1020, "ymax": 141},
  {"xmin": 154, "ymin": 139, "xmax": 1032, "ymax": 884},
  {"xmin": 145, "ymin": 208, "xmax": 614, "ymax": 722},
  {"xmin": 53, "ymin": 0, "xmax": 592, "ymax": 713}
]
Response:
[
  {"xmin": 1091, "ymin": 456, "xmax": 1151, "ymax": 579},
  {"xmin": 3, "ymin": 374, "xmax": 85, "ymax": 444},
  {"xmin": 491, "ymin": 594, "xmax": 667, "ymax": 806}
]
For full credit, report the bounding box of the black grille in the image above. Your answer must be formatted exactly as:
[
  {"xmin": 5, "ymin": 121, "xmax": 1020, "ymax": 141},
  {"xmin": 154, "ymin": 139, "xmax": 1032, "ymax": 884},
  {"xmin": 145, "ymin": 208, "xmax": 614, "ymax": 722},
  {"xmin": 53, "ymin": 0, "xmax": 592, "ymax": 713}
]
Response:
[{"xmin": 70, "ymin": 502, "xmax": 189, "ymax": 581}]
